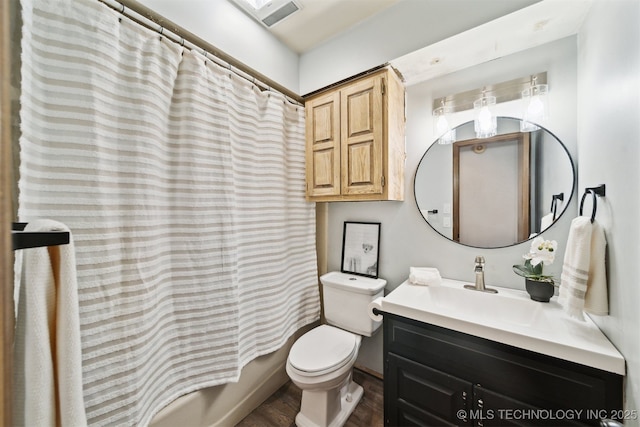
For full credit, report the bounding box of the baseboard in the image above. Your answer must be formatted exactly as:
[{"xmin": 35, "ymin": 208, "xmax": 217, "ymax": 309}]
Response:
[{"xmin": 354, "ymin": 363, "xmax": 383, "ymax": 380}]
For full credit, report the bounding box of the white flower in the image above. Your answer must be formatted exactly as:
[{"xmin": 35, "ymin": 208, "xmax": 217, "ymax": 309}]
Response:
[{"xmin": 523, "ymin": 236, "xmax": 557, "ymax": 266}]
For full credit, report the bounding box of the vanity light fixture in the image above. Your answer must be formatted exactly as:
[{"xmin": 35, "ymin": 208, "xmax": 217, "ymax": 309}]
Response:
[
  {"xmin": 433, "ymin": 100, "xmax": 456, "ymax": 144},
  {"xmin": 521, "ymin": 75, "xmax": 549, "ymax": 132},
  {"xmin": 432, "ymin": 72, "xmax": 548, "ymax": 138},
  {"xmin": 473, "ymin": 89, "xmax": 497, "ymax": 139}
]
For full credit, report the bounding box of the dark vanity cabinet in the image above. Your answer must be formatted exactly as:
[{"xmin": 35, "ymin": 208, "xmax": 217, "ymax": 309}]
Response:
[{"xmin": 383, "ymin": 314, "xmax": 623, "ymax": 427}]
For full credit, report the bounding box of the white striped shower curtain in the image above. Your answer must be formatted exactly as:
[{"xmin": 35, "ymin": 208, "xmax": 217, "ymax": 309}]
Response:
[{"xmin": 17, "ymin": 0, "xmax": 320, "ymax": 425}]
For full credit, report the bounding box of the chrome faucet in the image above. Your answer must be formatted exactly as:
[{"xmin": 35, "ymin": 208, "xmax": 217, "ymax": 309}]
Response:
[{"xmin": 464, "ymin": 256, "xmax": 498, "ymax": 293}]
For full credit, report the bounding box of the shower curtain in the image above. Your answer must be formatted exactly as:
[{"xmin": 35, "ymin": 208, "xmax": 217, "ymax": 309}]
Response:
[{"xmin": 17, "ymin": 0, "xmax": 320, "ymax": 425}]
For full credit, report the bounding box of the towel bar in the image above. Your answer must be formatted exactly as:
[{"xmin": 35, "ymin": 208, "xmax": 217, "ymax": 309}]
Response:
[
  {"xmin": 579, "ymin": 184, "xmax": 606, "ymax": 223},
  {"xmin": 12, "ymin": 222, "xmax": 70, "ymax": 250}
]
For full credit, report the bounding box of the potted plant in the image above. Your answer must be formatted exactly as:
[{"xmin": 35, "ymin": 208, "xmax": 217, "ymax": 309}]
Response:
[{"xmin": 513, "ymin": 236, "xmax": 558, "ymax": 302}]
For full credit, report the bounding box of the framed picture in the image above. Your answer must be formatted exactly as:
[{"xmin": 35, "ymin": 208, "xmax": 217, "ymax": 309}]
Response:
[{"xmin": 341, "ymin": 221, "xmax": 381, "ymax": 278}]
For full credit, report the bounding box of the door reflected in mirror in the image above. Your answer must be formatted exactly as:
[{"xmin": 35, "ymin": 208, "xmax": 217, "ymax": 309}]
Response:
[{"xmin": 415, "ymin": 117, "xmax": 575, "ymax": 248}]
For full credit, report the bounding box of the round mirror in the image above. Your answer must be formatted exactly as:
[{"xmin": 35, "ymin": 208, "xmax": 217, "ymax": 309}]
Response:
[{"xmin": 415, "ymin": 117, "xmax": 575, "ymax": 248}]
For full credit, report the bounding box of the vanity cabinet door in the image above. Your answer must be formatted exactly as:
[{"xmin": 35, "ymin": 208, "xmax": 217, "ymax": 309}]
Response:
[{"xmin": 385, "ymin": 353, "xmax": 472, "ymax": 426}]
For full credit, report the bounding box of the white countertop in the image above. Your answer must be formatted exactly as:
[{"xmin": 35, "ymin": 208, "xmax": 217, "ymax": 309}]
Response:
[{"xmin": 381, "ymin": 278, "xmax": 626, "ymax": 375}]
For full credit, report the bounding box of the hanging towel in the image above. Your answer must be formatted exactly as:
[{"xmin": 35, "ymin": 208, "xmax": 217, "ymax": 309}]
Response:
[
  {"xmin": 584, "ymin": 221, "xmax": 609, "ymax": 315},
  {"xmin": 558, "ymin": 217, "xmax": 608, "ymax": 320},
  {"xmin": 13, "ymin": 220, "xmax": 87, "ymax": 427},
  {"xmin": 540, "ymin": 212, "xmax": 555, "ymax": 231},
  {"xmin": 409, "ymin": 267, "xmax": 443, "ymax": 286}
]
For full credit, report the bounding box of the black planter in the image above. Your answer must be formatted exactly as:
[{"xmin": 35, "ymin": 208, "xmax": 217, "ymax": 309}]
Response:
[{"xmin": 525, "ymin": 279, "xmax": 555, "ymax": 302}]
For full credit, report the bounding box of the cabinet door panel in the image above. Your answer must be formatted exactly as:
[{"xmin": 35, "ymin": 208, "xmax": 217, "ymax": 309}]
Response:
[
  {"xmin": 346, "ymin": 140, "xmax": 375, "ymax": 186},
  {"xmin": 306, "ymin": 91, "xmax": 340, "ymax": 197},
  {"xmin": 386, "ymin": 353, "xmax": 472, "ymax": 426},
  {"xmin": 474, "ymin": 386, "xmax": 588, "ymax": 427},
  {"xmin": 397, "ymin": 400, "xmax": 460, "ymax": 427},
  {"xmin": 341, "ymin": 75, "xmax": 383, "ymax": 195},
  {"xmin": 345, "ymin": 89, "xmax": 374, "ymax": 136},
  {"xmin": 312, "ymin": 149, "xmax": 336, "ymax": 187}
]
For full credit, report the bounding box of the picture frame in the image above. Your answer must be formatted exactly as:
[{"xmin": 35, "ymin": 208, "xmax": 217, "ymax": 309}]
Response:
[{"xmin": 341, "ymin": 221, "xmax": 381, "ymax": 278}]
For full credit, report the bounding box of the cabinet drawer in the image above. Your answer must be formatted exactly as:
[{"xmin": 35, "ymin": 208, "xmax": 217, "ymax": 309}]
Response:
[{"xmin": 384, "ymin": 314, "xmax": 622, "ymax": 414}]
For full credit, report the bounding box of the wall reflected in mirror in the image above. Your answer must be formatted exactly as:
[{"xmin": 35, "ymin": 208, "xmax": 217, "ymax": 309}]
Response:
[{"xmin": 415, "ymin": 117, "xmax": 575, "ymax": 248}]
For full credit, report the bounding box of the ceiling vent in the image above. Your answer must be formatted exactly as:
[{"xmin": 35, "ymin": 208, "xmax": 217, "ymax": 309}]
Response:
[{"xmin": 230, "ymin": 0, "xmax": 302, "ymax": 28}]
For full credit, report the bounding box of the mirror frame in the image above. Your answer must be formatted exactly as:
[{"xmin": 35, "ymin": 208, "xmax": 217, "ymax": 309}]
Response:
[{"xmin": 414, "ymin": 117, "xmax": 576, "ymax": 249}]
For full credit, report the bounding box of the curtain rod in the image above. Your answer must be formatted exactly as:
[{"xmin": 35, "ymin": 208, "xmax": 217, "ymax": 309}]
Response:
[{"xmin": 98, "ymin": 0, "xmax": 304, "ymax": 105}]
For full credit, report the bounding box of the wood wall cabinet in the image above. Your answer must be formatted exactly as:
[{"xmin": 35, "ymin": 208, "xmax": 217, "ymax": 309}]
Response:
[
  {"xmin": 384, "ymin": 314, "xmax": 624, "ymax": 427},
  {"xmin": 304, "ymin": 68, "xmax": 405, "ymax": 202}
]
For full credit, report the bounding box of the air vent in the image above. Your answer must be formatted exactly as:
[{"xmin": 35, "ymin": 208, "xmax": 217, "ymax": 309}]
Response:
[
  {"xmin": 229, "ymin": 0, "xmax": 302, "ymax": 29},
  {"xmin": 262, "ymin": 1, "xmax": 299, "ymax": 27}
]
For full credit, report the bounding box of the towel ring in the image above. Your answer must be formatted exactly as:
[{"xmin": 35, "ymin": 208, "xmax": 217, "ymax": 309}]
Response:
[
  {"xmin": 551, "ymin": 193, "xmax": 564, "ymax": 220},
  {"xmin": 579, "ymin": 184, "xmax": 606, "ymax": 223}
]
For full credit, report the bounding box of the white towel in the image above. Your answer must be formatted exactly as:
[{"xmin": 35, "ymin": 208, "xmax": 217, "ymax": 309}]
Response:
[
  {"xmin": 584, "ymin": 221, "xmax": 609, "ymax": 315},
  {"xmin": 13, "ymin": 220, "xmax": 87, "ymax": 427},
  {"xmin": 540, "ymin": 212, "xmax": 555, "ymax": 231},
  {"xmin": 558, "ymin": 217, "xmax": 608, "ymax": 320},
  {"xmin": 409, "ymin": 267, "xmax": 442, "ymax": 286}
]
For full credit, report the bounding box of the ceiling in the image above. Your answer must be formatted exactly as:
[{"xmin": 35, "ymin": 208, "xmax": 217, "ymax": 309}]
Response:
[{"xmin": 231, "ymin": 0, "xmax": 401, "ymax": 53}]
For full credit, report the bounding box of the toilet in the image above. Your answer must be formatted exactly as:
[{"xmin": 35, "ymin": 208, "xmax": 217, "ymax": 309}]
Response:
[{"xmin": 286, "ymin": 271, "xmax": 386, "ymax": 427}]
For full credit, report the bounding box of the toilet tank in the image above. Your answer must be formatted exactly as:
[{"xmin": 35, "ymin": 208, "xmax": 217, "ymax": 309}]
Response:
[{"xmin": 321, "ymin": 271, "xmax": 386, "ymax": 337}]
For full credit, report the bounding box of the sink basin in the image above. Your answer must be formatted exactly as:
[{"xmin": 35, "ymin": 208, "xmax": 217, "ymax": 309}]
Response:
[
  {"xmin": 428, "ymin": 285, "xmax": 544, "ymax": 327},
  {"xmin": 380, "ymin": 278, "xmax": 625, "ymax": 375}
]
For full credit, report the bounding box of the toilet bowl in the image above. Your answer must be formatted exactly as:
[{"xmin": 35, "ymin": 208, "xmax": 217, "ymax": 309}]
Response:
[
  {"xmin": 286, "ymin": 272, "xmax": 386, "ymax": 427},
  {"xmin": 286, "ymin": 325, "xmax": 363, "ymax": 427}
]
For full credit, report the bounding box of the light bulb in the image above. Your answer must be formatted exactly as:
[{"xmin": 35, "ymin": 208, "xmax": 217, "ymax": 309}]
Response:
[
  {"xmin": 528, "ymin": 96, "xmax": 544, "ymax": 116},
  {"xmin": 478, "ymin": 106, "xmax": 493, "ymax": 131},
  {"xmin": 436, "ymin": 115, "xmax": 449, "ymax": 135},
  {"xmin": 473, "ymin": 95, "xmax": 497, "ymax": 138},
  {"xmin": 521, "ymin": 83, "xmax": 548, "ymax": 132}
]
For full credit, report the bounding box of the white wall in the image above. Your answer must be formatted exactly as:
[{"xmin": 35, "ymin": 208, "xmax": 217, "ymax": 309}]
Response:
[
  {"xmin": 137, "ymin": 0, "xmax": 300, "ymax": 92},
  {"xmin": 577, "ymin": 0, "xmax": 640, "ymax": 418},
  {"xmin": 327, "ymin": 36, "xmax": 578, "ymax": 374}
]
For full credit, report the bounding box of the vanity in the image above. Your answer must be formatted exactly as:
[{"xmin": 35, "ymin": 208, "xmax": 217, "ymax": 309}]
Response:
[{"xmin": 380, "ymin": 279, "xmax": 625, "ymax": 427}]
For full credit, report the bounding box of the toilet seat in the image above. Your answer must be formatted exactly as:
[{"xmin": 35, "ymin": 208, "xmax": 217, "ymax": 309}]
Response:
[{"xmin": 288, "ymin": 325, "xmax": 358, "ymax": 377}]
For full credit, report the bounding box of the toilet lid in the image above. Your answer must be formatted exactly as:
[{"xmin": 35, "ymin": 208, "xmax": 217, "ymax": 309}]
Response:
[{"xmin": 289, "ymin": 325, "xmax": 357, "ymax": 374}]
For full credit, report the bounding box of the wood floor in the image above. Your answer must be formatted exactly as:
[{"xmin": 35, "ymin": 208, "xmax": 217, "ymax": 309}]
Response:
[{"xmin": 236, "ymin": 369, "xmax": 384, "ymax": 427}]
